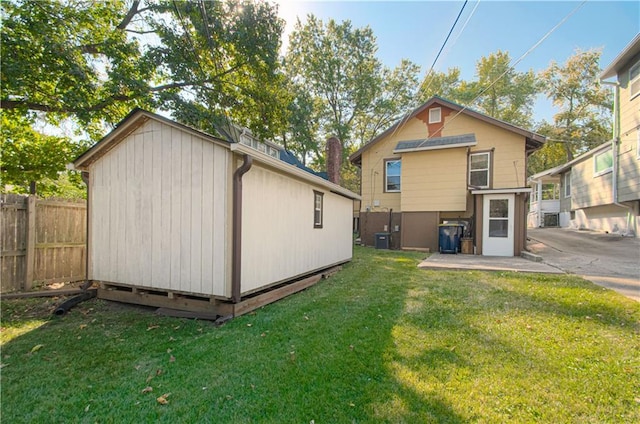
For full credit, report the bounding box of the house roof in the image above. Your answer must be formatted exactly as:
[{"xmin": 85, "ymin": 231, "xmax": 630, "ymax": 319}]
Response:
[
  {"xmin": 349, "ymin": 96, "xmax": 546, "ymax": 165},
  {"xmin": 533, "ymin": 140, "xmax": 613, "ymax": 178},
  {"xmin": 600, "ymin": 33, "xmax": 640, "ymax": 80},
  {"xmin": 393, "ymin": 133, "xmax": 477, "ymax": 154},
  {"xmin": 73, "ymin": 108, "xmax": 360, "ymax": 200}
]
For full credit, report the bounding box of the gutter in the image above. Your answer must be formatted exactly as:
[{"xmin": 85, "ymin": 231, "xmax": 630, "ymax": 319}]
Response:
[{"xmin": 232, "ymin": 154, "xmax": 253, "ymax": 303}]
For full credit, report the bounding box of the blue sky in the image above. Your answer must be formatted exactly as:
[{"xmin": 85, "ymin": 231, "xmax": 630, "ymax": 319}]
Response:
[{"xmin": 275, "ymin": 0, "xmax": 640, "ymax": 123}]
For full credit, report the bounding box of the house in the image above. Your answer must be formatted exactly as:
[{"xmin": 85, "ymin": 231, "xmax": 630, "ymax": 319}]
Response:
[
  {"xmin": 527, "ymin": 165, "xmax": 562, "ymax": 228},
  {"xmin": 530, "ymin": 34, "xmax": 640, "ymax": 236},
  {"xmin": 349, "ymin": 96, "xmax": 545, "ymax": 257},
  {"xmin": 73, "ymin": 109, "xmax": 359, "ymax": 318}
]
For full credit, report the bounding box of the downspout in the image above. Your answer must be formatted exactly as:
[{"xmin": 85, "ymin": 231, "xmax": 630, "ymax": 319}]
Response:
[
  {"xmin": 602, "ymin": 81, "xmax": 634, "ymax": 235},
  {"xmin": 80, "ymin": 172, "xmax": 92, "ymax": 291},
  {"xmin": 232, "ymin": 154, "xmax": 253, "ymax": 303}
]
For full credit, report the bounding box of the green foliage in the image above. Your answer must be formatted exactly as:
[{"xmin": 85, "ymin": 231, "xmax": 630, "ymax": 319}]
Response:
[
  {"xmin": 0, "ymin": 111, "xmax": 88, "ymax": 196},
  {"xmin": 540, "ymin": 49, "xmax": 613, "ymax": 161},
  {"xmin": 2, "ymin": 247, "xmax": 638, "ymax": 422}
]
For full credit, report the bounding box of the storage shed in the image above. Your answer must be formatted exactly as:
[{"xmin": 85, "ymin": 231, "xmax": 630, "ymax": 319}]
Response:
[{"xmin": 73, "ymin": 109, "xmax": 359, "ymax": 318}]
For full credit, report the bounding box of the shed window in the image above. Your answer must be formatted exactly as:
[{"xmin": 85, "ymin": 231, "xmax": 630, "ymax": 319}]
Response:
[
  {"xmin": 594, "ymin": 148, "xmax": 612, "ymax": 176},
  {"xmin": 564, "ymin": 172, "xmax": 571, "ymax": 198},
  {"xmin": 469, "ymin": 152, "xmax": 490, "ymax": 188},
  {"xmin": 313, "ymin": 191, "xmax": 323, "ymax": 228},
  {"xmin": 385, "ymin": 159, "xmax": 401, "ymax": 192},
  {"xmin": 630, "ymin": 60, "xmax": 640, "ymax": 99},
  {"xmin": 429, "ymin": 107, "xmax": 442, "ymax": 124}
]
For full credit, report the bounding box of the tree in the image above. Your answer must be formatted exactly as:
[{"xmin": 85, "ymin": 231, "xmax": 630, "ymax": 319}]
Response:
[
  {"xmin": 540, "ymin": 49, "xmax": 612, "ymax": 161},
  {"xmin": 417, "ymin": 67, "xmax": 472, "ymax": 104}
]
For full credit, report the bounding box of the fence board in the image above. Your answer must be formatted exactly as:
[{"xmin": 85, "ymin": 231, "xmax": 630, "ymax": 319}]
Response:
[{"xmin": 1, "ymin": 194, "xmax": 86, "ymax": 292}]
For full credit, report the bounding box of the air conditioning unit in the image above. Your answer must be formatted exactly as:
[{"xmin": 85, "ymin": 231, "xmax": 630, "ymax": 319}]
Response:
[{"xmin": 543, "ymin": 213, "xmax": 559, "ymax": 227}]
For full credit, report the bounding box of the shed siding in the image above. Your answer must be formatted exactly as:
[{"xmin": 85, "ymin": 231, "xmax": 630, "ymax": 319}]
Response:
[
  {"xmin": 241, "ymin": 163, "xmax": 353, "ymax": 294},
  {"xmin": 89, "ymin": 120, "xmax": 230, "ymax": 296}
]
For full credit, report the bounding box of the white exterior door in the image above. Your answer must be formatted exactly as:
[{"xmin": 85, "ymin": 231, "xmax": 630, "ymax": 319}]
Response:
[{"xmin": 482, "ymin": 194, "xmax": 514, "ymax": 256}]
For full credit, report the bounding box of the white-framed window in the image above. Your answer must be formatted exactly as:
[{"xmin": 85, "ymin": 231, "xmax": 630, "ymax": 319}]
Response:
[
  {"xmin": 428, "ymin": 107, "xmax": 442, "ymax": 124},
  {"xmin": 469, "ymin": 152, "xmax": 490, "ymax": 188},
  {"xmin": 385, "ymin": 159, "xmax": 401, "ymax": 192},
  {"xmin": 564, "ymin": 172, "xmax": 571, "ymax": 198},
  {"xmin": 630, "ymin": 60, "xmax": 640, "ymax": 100},
  {"xmin": 594, "ymin": 148, "xmax": 613, "ymax": 176},
  {"xmin": 313, "ymin": 191, "xmax": 323, "ymax": 228}
]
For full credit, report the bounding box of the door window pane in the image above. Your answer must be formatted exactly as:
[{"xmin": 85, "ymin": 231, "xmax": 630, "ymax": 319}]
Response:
[
  {"xmin": 489, "ymin": 220, "xmax": 508, "ymax": 237},
  {"xmin": 489, "ymin": 199, "xmax": 508, "ymax": 218}
]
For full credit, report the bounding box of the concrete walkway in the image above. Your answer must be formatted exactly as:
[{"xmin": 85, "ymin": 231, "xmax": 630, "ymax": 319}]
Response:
[{"xmin": 418, "ymin": 253, "xmax": 563, "ymax": 274}]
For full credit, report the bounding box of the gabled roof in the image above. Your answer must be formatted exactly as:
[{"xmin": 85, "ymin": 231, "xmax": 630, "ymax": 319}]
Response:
[
  {"xmin": 600, "ymin": 33, "xmax": 640, "ymax": 80},
  {"xmin": 547, "ymin": 141, "xmax": 613, "ymax": 176},
  {"xmin": 349, "ymin": 96, "xmax": 546, "ymax": 165},
  {"xmin": 393, "ymin": 134, "xmax": 477, "ymax": 154}
]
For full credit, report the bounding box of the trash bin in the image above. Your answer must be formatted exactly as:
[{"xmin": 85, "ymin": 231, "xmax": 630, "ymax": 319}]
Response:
[
  {"xmin": 438, "ymin": 224, "xmax": 463, "ymax": 253},
  {"xmin": 375, "ymin": 232, "xmax": 391, "ymax": 249}
]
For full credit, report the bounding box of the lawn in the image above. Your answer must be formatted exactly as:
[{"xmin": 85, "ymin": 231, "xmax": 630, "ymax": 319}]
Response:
[{"xmin": 1, "ymin": 246, "xmax": 639, "ymax": 423}]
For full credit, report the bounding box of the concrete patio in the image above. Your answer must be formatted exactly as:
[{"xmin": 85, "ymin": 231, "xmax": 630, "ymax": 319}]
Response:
[{"xmin": 418, "ymin": 252, "xmax": 563, "ymax": 274}]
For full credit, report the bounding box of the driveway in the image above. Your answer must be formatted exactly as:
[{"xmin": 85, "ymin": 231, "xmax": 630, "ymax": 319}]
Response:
[{"xmin": 527, "ymin": 228, "xmax": 640, "ymax": 302}]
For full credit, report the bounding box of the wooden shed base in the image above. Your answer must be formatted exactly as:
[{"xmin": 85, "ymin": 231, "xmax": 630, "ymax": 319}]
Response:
[{"xmin": 96, "ymin": 266, "xmax": 342, "ymax": 321}]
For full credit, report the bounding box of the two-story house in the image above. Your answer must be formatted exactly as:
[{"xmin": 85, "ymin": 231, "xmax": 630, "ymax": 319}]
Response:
[
  {"xmin": 350, "ymin": 96, "xmax": 545, "ymax": 257},
  {"xmin": 533, "ymin": 34, "xmax": 640, "ymax": 237}
]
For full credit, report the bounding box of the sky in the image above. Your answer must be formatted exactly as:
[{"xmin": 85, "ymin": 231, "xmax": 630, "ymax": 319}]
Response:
[{"xmin": 274, "ymin": 0, "xmax": 640, "ymax": 123}]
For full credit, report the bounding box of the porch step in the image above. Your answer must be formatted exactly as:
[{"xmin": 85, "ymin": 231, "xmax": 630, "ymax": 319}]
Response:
[{"xmin": 521, "ymin": 250, "xmax": 543, "ymax": 263}]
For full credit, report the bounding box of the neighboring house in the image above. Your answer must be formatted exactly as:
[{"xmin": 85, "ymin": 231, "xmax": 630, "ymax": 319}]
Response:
[
  {"xmin": 349, "ymin": 96, "xmax": 545, "ymax": 257},
  {"xmin": 527, "ymin": 166, "xmax": 562, "ymax": 228},
  {"xmin": 73, "ymin": 109, "xmax": 359, "ymax": 318},
  {"xmin": 531, "ymin": 34, "xmax": 640, "ymax": 236}
]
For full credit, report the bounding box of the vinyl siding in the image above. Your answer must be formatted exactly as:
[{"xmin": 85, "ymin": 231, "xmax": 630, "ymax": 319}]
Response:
[
  {"xmin": 569, "ymin": 155, "xmax": 613, "ymax": 209},
  {"xmin": 89, "ymin": 119, "xmax": 231, "ymax": 297},
  {"xmin": 617, "ymin": 52, "xmax": 640, "ymax": 203}
]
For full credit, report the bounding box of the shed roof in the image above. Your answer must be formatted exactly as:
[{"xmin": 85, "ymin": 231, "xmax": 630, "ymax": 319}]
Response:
[
  {"xmin": 600, "ymin": 33, "xmax": 640, "ymax": 80},
  {"xmin": 349, "ymin": 96, "xmax": 546, "ymax": 165},
  {"xmin": 73, "ymin": 108, "xmax": 360, "ymax": 200},
  {"xmin": 393, "ymin": 133, "xmax": 477, "ymax": 153}
]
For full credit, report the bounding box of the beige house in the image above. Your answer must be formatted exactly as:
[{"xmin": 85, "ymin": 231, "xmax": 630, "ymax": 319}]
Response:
[
  {"xmin": 350, "ymin": 96, "xmax": 545, "ymax": 256},
  {"xmin": 532, "ymin": 34, "xmax": 640, "ymax": 236},
  {"xmin": 74, "ymin": 109, "xmax": 359, "ymax": 318}
]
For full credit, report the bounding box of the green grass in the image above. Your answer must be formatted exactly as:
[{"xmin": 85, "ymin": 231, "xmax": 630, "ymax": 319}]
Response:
[{"xmin": 1, "ymin": 246, "xmax": 639, "ymax": 423}]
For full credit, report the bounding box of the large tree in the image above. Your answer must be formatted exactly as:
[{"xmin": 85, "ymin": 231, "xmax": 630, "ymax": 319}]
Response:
[{"xmin": 539, "ymin": 49, "xmax": 612, "ymax": 161}]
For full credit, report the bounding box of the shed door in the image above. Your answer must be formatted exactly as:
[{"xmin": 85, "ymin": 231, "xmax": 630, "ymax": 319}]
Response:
[{"xmin": 482, "ymin": 194, "xmax": 514, "ymax": 256}]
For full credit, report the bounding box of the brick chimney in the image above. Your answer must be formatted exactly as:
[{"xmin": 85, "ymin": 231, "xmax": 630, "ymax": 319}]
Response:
[{"xmin": 326, "ymin": 137, "xmax": 342, "ymax": 185}]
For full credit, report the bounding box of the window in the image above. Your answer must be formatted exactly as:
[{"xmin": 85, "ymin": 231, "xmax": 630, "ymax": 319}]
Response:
[
  {"xmin": 630, "ymin": 60, "xmax": 640, "ymax": 99},
  {"xmin": 313, "ymin": 191, "xmax": 323, "ymax": 228},
  {"xmin": 564, "ymin": 172, "xmax": 571, "ymax": 198},
  {"xmin": 428, "ymin": 107, "xmax": 442, "ymax": 123},
  {"xmin": 469, "ymin": 152, "xmax": 490, "ymax": 188},
  {"xmin": 594, "ymin": 148, "xmax": 613, "ymax": 176},
  {"xmin": 385, "ymin": 159, "xmax": 401, "ymax": 192},
  {"xmin": 488, "ymin": 199, "xmax": 509, "ymax": 238}
]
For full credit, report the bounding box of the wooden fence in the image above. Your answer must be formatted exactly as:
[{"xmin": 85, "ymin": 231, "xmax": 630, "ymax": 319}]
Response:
[{"xmin": 1, "ymin": 194, "xmax": 86, "ymax": 293}]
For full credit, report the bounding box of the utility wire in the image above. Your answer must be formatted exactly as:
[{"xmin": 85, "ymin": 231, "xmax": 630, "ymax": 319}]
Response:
[{"xmin": 428, "ymin": 0, "xmax": 587, "ymax": 139}]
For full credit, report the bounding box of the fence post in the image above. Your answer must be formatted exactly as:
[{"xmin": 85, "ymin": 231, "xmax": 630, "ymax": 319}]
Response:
[{"xmin": 24, "ymin": 195, "xmax": 36, "ymax": 291}]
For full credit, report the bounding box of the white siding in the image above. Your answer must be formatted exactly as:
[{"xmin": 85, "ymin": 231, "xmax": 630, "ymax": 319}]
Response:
[
  {"xmin": 240, "ymin": 163, "xmax": 353, "ymax": 294},
  {"xmin": 89, "ymin": 120, "xmax": 230, "ymax": 296}
]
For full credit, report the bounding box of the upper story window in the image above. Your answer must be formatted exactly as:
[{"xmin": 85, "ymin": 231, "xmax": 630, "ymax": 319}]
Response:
[
  {"xmin": 428, "ymin": 107, "xmax": 442, "ymax": 124},
  {"xmin": 385, "ymin": 159, "xmax": 401, "ymax": 192},
  {"xmin": 469, "ymin": 152, "xmax": 490, "ymax": 188},
  {"xmin": 564, "ymin": 172, "xmax": 571, "ymax": 198},
  {"xmin": 313, "ymin": 191, "xmax": 323, "ymax": 228},
  {"xmin": 630, "ymin": 60, "xmax": 640, "ymax": 99},
  {"xmin": 594, "ymin": 148, "xmax": 613, "ymax": 176}
]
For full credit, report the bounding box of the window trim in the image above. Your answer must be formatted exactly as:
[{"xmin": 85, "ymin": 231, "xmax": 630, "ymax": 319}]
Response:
[
  {"xmin": 384, "ymin": 158, "xmax": 401, "ymax": 193},
  {"xmin": 564, "ymin": 172, "xmax": 571, "ymax": 198},
  {"xmin": 593, "ymin": 148, "xmax": 613, "ymax": 177},
  {"xmin": 313, "ymin": 190, "xmax": 323, "ymax": 229},
  {"xmin": 428, "ymin": 107, "xmax": 442, "ymax": 124},
  {"xmin": 630, "ymin": 60, "xmax": 640, "ymax": 100},
  {"xmin": 468, "ymin": 151, "xmax": 491, "ymax": 189}
]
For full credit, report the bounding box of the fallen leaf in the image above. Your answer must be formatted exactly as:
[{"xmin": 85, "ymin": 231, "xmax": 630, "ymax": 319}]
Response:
[
  {"xmin": 260, "ymin": 333, "xmax": 266, "ymax": 337},
  {"xmin": 247, "ymin": 323, "xmax": 252, "ymax": 327},
  {"xmin": 156, "ymin": 369, "xmax": 163, "ymax": 376},
  {"xmin": 142, "ymin": 386, "xmax": 153, "ymax": 394},
  {"xmin": 84, "ymin": 404, "xmax": 90, "ymax": 412},
  {"xmin": 156, "ymin": 393, "xmax": 171, "ymax": 404},
  {"xmin": 304, "ymin": 315, "xmax": 309, "ymax": 320},
  {"xmin": 147, "ymin": 325, "xmax": 160, "ymax": 331},
  {"xmin": 30, "ymin": 344, "xmax": 44, "ymax": 353},
  {"xmin": 146, "ymin": 375, "xmax": 154, "ymax": 383},
  {"xmin": 169, "ymin": 355, "xmax": 175, "ymax": 363},
  {"xmin": 167, "ymin": 348, "xmax": 172, "ymax": 353},
  {"xmin": 349, "ymin": 345, "xmax": 354, "ymax": 350},
  {"xmin": 79, "ymin": 324, "xmax": 87, "ymax": 330}
]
